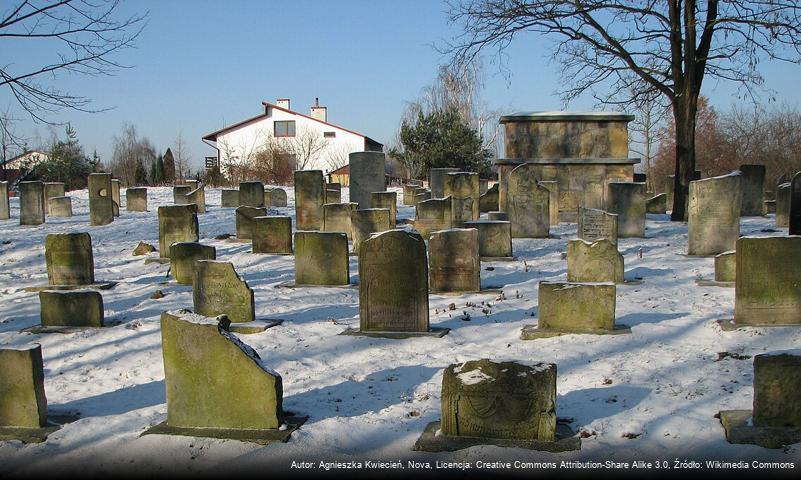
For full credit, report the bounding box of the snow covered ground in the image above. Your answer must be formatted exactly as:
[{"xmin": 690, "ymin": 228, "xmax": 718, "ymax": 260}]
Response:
[{"xmin": 0, "ymin": 186, "xmax": 799, "ymax": 477}]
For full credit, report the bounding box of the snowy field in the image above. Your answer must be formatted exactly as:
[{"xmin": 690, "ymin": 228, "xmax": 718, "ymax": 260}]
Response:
[{"xmin": 0, "ymin": 186, "xmax": 799, "ymax": 477}]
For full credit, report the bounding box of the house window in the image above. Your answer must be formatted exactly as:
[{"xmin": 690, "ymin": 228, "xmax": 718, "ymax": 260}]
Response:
[
  {"xmin": 323, "ymin": 131, "xmax": 336, "ymax": 138},
  {"xmin": 274, "ymin": 120, "xmax": 296, "ymax": 137}
]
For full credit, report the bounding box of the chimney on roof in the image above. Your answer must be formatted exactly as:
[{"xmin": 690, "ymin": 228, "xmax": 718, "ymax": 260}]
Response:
[
  {"xmin": 276, "ymin": 98, "xmax": 290, "ymax": 110},
  {"xmin": 310, "ymin": 97, "xmax": 327, "ymax": 122}
]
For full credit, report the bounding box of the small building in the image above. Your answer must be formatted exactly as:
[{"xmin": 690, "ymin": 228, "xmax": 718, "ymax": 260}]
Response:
[
  {"xmin": 327, "ymin": 164, "xmax": 350, "ymax": 186},
  {"xmin": 1, "ymin": 150, "xmax": 50, "ymax": 184}
]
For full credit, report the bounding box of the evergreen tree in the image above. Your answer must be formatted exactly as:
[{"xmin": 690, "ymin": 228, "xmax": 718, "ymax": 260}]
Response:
[
  {"xmin": 31, "ymin": 124, "xmax": 94, "ymax": 190},
  {"xmin": 148, "ymin": 160, "xmax": 158, "ymax": 185},
  {"xmin": 156, "ymin": 154, "xmax": 165, "ymax": 184},
  {"xmin": 134, "ymin": 159, "xmax": 148, "ymax": 186},
  {"xmin": 163, "ymin": 148, "xmax": 176, "ymax": 183}
]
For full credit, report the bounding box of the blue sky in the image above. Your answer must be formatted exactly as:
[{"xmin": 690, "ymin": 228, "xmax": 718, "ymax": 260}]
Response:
[{"xmin": 4, "ymin": 0, "xmax": 801, "ymax": 170}]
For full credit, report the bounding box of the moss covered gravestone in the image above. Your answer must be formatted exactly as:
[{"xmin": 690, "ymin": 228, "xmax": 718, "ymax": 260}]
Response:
[
  {"xmin": 43, "ymin": 182, "xmax": 65, "ymax": 216},
  {"xmin": 221, "ymin": 189, "xmax": 239, "ymax": 208},
  {"xmin": 463, "ymin": 220, "xmax": 513, "ymax": 259},
  {"xmin": 235, "ymin": 206, "xmax": 267, "ymax": 241},
  {"xmin": 444, "ymin": 172, "xmax": 480, "ymax": 227},
  {"xmin": 19, "ymin": 181, "xmax": 45, "ymax": 226},
  {"xmin": 193, "ymin": 260, "xmax": 255, "ymax": 323},
  {"xmin": 688, "ymin": 173, "xmax": 742, "ymax": 256},
  {"xmin": 577, "ymin": 207, "xmax": 618, "ymax": 245},
  {"xmin": 252, "ymin": 216, "xmax": 293, "ymax": 254},
  {"xmin": 739, "ymin": 164, "xmax": 766, "ymax": 216},
  {"xmin": 606, "ymin": 182, "xmax": 645, "ymax": 238},
  {"xmin": 126, "ymin": 187, "xmax": 148, "ymax": 212},
  {"xmin": 294, "ymin": 231, "xmax": 349, "ymax": 286},
  {"xmin": 270, "ymin": 187, "xmax": 288, "ymax": 207},
  {"xmin": 170, "ymin": 242, "xmax": 216, "ymax": 285},
  {"xmin": 158, "ymin": 205, "xmax": 199, "ymax": 259},
  {"xmin": 88, "ymin": 173, "xmax": 113, "ymax": 226},
  {"xmin": 479, "ymin": 183, "xmax": 499, "ymax": 213},
  {"xmin": 351, "ymin": 208, "xmax": 391, "ymax": 254},
  {"xmin": 39, "ymin": 290, "xmax": 104, "ymax": 328},
  {"xmin": 0, "ymin": 344, "xmax": 60, "ymax": 442},
  {"xmin": 45, "ymin": 233, "xmax": 94, "ymax": 286},
  {"xmin": 415, "ymin": 198, "xmax": 452, "ymax": 239},
  {"xmin": 429, "ymin": 228, "xmax": 480, "ymax": 294},
  {"xmin": 507, "ymin": 165, "xmax": 550, "ymax": 238},
  {"xmin": 370, "ymin": 191, "xmax": 397, "ymax": 227},
  {"xmin": 325, "ymin": 183, "xmax": 342, "ymax": 204},
  {"xmin": 238, "ymin": 181, "xmax": 264, "ymax": 207},
  {"xmin": 322, "ymin": 202, "xmax": 358, "ymax": 239},
  {"xmin": 567, "ymin": 239, "xmax": 624, "ymax": 284},
  {"xmin": 294, "ymin": 170, "xmax": 325, "ymax": 230},
  {"xmin": 47, "ymin": 197, "xmax": 72, "ymax": 218}
]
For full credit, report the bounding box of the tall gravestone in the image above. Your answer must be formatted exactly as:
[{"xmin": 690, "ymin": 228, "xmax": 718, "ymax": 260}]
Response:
[
  {"xmin": 359, "ymin": 229, "xmax": 429, "ymax": 332},
  {"xmin": 45, "ymin": 233, "xmax": 94, "ymax": 285},
  {"xmin": 444, "ymin": 172, "xmax": 480, "ymax": 227},
  {"xmin": 47, "ymin": 197, "xmax": 72, "ymax": 218},
  {"xmin": 577, "ymin": 207, "xmax": 618, "ymax": 245},
  {"xmin": 39, "ymin": 290, "xmax": 104, "ymax": 327},
  {"xmin": 239, "ymin": 181, "xmax": 265, "ymax": 207},
  {"xmin": 664, "ymin": 175, "xmax": 675, "ymax": 210},
  {"xmin": 790, "ymin": 172, "xmax": 801, "ymax": 235},
  {"xmin": 429, "ymin": 228, "xmax": 481, "ymax": 293},
  {"xmin": 111, "ymin": 179, "xmax": 121, "ymax": 217},
  {"xmin": 349, "ymin": 152, "xmax": 385, "ymax": 209},
  {"xmin": 507, "ymin": 165, "xmax": 550, "ymax": 238},
  {"xmin": 740, "ymin": 164, "xmax": 766, "ymax": 216},
  {"xmin": 252, "ymin": 216, "xmax": 293, "ymax": 254},
  {"xmin": 775, "ymin": 183, "xmax": 791, "ymax": 228},
  {"xmin": 371, "ymin": 191, "xmax": 397, "ymax": 226},
  {"xmin": 221, "ymin": 189, "xmax": 239, "ymax": 208},
  {"xmin": 0, "ymin": 345, "xmax": 48, "ymax": 429},
  {"xmin": 193, "ymin": 260, "xmax": 255, "ymax": 323},
  {"xmin": 126, "ymin": 187, "xmax": 148, "ymax": 212},
  {"xmin": 294, "ymin": 231, "xmax": 349, "ymax": 285},
  {"xmin": 403, "ymin": 183, "xmax": 420, "ymax": 205},
  {"xmin": 88, "ymin": 173, "xmax": 114, "ymax": 226},
  {"xmin": 43, "ymin": 183, "xmax": 65, "ymax": 216},
  {"xmin": 606, "ymin": 182, "xmax": 645, "ymax": 238},
  {"xmin": 263, "ymin": 188, "xmax": 272, "ymax": 208},
  {"xmin": 463, "ymin": 220, "xmax": 513, "ymax": 259},
  {"xmin": 567, "ymin": 239, "xmax": 624, "ymax": 284},
  {"xmin": 235, "ymin": 206, "xmax": 267, "ymax": 240},
  {"xmin": 294, "ymin": 170, "xmax": 325, "ymax": 230},
  {"xmin": 158, "ymin": 204, "xmax": 199, "ymax": 258},
  {"xmin": 430, "ymin": 168, "xmax": 460, "ymax": 198},
  {"xmin": 322, "ymin": 202, "xmax": 357, "ymax": 239},
  {"xmin": 688, "ymin": 173, "xmax": 741, "ymax": 256},
  {"xmin": 415, "ymin": 198, "xmax": 452, "ymax": 239},
  {"xmin": 479, "ymin": 183, "xmax": 499, "ymax": 213},
  {"xmin": 270, "ymin": 187, "xmax": 288, "ymax": 207},
  {"xmin": 351, "ymin": 208, "xmax": 391, "ymax": 253},
  {"xmin": 0, "ymin": 181, "xmax": 9, "ymax": 220},
  {"xmin": 19, "ymin": 181, "xmax": 45, "ymax": 226},
  {"xmin": 325, "ymin": 183, "xmax": 342, "ymax": 204},
  {"xmin": 186, "ymin": 186, "xmax": 206, "ymax": 214},
  {"xmin": 539, "ymin": 180, "xmax": 559, "ymax": 226},
  {"xmin": 170, "ymin": 242, "xmax": 216, "ymax": 285}
]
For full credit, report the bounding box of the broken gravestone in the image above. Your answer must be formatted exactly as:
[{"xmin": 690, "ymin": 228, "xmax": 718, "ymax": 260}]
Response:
[
  {"xmin": 193, "ymin": 260, "xmax": 255, "ymax": 324},
  {"xmin": 566, "ymin": 239, "xmax": 624, "ymax": 284},
  {"xmin": 170, "ymin": 242, "xmax": 216, "ymax": 285}
]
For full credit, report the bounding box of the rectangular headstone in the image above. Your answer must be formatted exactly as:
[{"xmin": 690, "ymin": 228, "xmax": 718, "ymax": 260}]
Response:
[
  {"xmin": 111, "ymin": 179, "xmax": 121, "ymax": 216},
  {"xmin": 170, "ymin": 242, "xmax": 216, "ymax": 285},
  {"xmin": 664, "ymin": 175, "xmax": 675, "ymax": 210},
  {"xmin": 370, "ymin": 191, "xmax": 397, "ymax": 227},
  {"xmin": 577, "ymin": 207, "xmax": 618, "ymax": 245},
  {"xmin": 158, "ymin": 204, "xmax": 199, "ymax": 258},
  {"xmin": 415, "ymin": 198, "xmax": 452, "ymax": 239},
  {"xmin": 294, "ymin": 231, "xmax": 349, "ymax": 285},
  {"xmin": 19, "ymin": 181, "xmax": 45, "ymax": 226},
  {"xmin": 46, "ymin": 233, "xmax": 94, "ymax": 285},
  {"xmin": 43, "ymin": 182, "xmax": 65, "ymax": 216},
  {"xmin": 88, "ymin": 173, "xmax": 113, "ymax": 226},
  {"xmin": 606, "ymin": 182, "xmax": 645, "ymax": 238},
  {"xmin": 322, "ymin": 202, "xmax": 358, "ymax": 239},
  {"xmin": 252, "ymin": 216, "xmax": 293, "ymax": 254},
  {"xmin": 173, "ymin": 185, "xmax": 191, "ymax": 204},
  {"xmin": 294, "ymin": 170, "xmax": 325, "ymax": 230},
  {"xmin": 0, "ymin": 345, "xmax": 47, "ymax": 428},
  {"xmin": 429, "ymin": 168, "xmax": 460, "ymax": 198},
  {"xmin": 463, "ymin": 220, "xmax": 513, "ymax": 258},
  {"xmin": 0, "ymin": 181, "xmax": 9, "ymax": 220},
  {"xmin": 349, "ymin": 152, "xmax": 385, "ymax": 208},
  {"xmin": 739, "ymin": 164, "xmax": 766, "ymax": 216},
  {"xmin": 688, "ymin": 172, "xmax": 741, "ymax": 256},
  {"xmin": 325, "ymin": 183, "xmax": 342, "ymax": 204},
  {"xmin": 221, "ymin": 189, "xmax": 239, "ymax": 208},
  {"xmin": 193, "ymin": 260, "xmax": 255, "ymax": 323},
  {"xmin": 186, "ymin": 186, "xmax": 206, "ymax": 214},
  {"xmin": 507, "ymin": 165, "xmax": 549, "ymax": 238},
  {"xmin": 753, "ymin": 353, "xmax": 801, "ymax": 428},
  {"xmin": 126, "ymin": 187, "xmax": 148, "ymax": 212},
  {"xmin": 39, "ymin": 290, "xmax": 104, "ymax": 327},
  {"xmin": 351, "ymin": 208, "xmax": 392, "ymax": 253},
  {"xmin": 239, "ymin": 181, "xmax": 265, "ymax": 207},
  {"xmin": 444, "ymin": 172, "xmax": 479, "ymax": 227},
  {"xmin": 47, "ymin": 196, "xmax": 72, "ymax": 217},
  {"xmin": 538, "ymin": 281, "xmax": 616, "ymax": 332},
  {"xmin": 235, "ymin": 206, "xmax": 267, "ymax": 240},
  {"xmin": 429, "ymin": 228, "xmax": 480, "ymax": 293},
  {"xmin": 567, "ymin": 239, "xmax": 624, "ymax": 283}
]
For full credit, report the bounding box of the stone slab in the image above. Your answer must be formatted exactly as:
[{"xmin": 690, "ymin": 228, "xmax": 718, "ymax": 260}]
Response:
[
  {"xmin": 413, "ymin": 420, "xmax": 580, "ymax": 453},
  {"xmin": 228, "ymin": 319, "xmax": 284, "ymax": 335},
  {"xmin": 695, "ymin": 279, "xmax": 735, "ymax": 288},
  {"xmin": 23, "ymin": 282, "xmax": 117, "ymax": 292},
  {"xmin": 521, "ymin": 323, "xmax": 631, "ymax": 340},
  {"xmin": 141, "ymin": 415, "xmax": 307, "ymax": 445},
  {"xmin": 339, "ymin": 327, "xmax": 449, "ymax": 339},
  {"xmin": 719, "ymin": 409, "xmax": 801, "ymax": 449}
]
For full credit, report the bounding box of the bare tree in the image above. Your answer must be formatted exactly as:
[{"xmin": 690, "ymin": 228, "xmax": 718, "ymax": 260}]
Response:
[
  {"xmin": 325, "ymin": 144, "xmax": 351, "ymax": 173},
  {"xmin": 110, "ymin": 123, "xmax": 155, "ymax": 186},
  {"xmin": 173, "ymin": 131, "xmax": 191, "ymax": 182},
  {"xmin": 446, "ymin": 0, "xmax": 801, "ymax": 220},
  {"xmin": 1, "ymin": 109, "xmax": 27, "ymax": 180},
  {"xmin": 287, "ymin": 127, "xmax": 329, "ymax": 171}
]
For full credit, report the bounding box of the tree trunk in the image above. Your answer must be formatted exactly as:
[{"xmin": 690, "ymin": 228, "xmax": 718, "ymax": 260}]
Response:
[{"xmin": 671, "ymin": 100, "xmax": 697, "ymax": 221}]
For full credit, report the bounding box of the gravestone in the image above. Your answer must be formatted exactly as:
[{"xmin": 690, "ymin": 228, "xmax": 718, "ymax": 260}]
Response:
[
  {"xmin": 535, "ymin": 281, "xmax": 617, "ymax": 333},
  {"xmin": 664, "ymin": 175, "xmax": 675, "ymax": 210},
  {"xmin": 507, "ymin": 165, "xmax": 550, "ymax": 238},
  {"xmin": 186, "ymin": 186, "xmax": 206, "ymax": 214},
  {"xmin": 185, "ymin": 179, "xmax": 199, "ymax": 191},
  {"xmin": 294, "ymin": 170, "xmax": 325, "ymax": 230},
  {"xmin": 239, "ymin": 181, "xmax": 265, "ymax": 207},
  {"xmin": 479, "ymin": 183, "xmax": 499, "ymax": 213},
  {"xmin": 263, "ymin": 188, "xmax": 272, "ymax": 208},
  {"xmin": 173, "ymin": 185, "xmax": 191, "ymax": 204},
  {"xmin": 47, "ymin": 197, "xmax": 72, "ymax": 217},
  {"xmin": 403, "ymin": 183, "xmax": 421, "ymax": 205},
  {"xmin": 688, "ymin": 173, "xmax": 741, "ymax": 256},
  {"xmin": 414, "ymin": 189, "xmax": 431, "ymax": 206},
  {"xmin": 235, "ymin": 206, "xmax": 268, "ymax": 241},
  {"xmin": 270, "ymin": 187, "xmax": 288, "ymax": 207},
  {"xmin": 479, "ymin": 178, "xmax": 489, "ymax": 195},
  {"xmin": 739, "ymin": 164, "xmax": 766, "ymax": 216},
  {"xmin": 539, "ymin": 180, "xmax": 559, "ymax": 226},
  {"xmin": 487, "ymin": 211, "xmax": 508, "ymax": 221},
  {"xmin": 0, "ymin": 345, "xmax": 47, "ymax": 428},
  {"xmin": 126, "ymin": 187, "xmax": 147, "ymax": 212},
  {"xmin": 765, "ymin": 199, "xmax": 776, "ymax": 214},
  {"xmin": 43, "ymin": 183, "xmax": 65, "ymax": 216},
  {"xmin": 193, "ymin": 260, "xmax": 255, "ymax": 323},
  {"xmin": 463, "ymin": 220, "xmax": 513, "ymax": 259},
  {"xmin": 790, "ymin": 172, "xmax": 801, "ymax": 235},
  {"xmin": 170, "ymin": 242, "xmax": 216, "ymax": 285},
  {"xmin": 734, "ymin": 236, "xmax": 801, "ymax": 326},
  {"xmin": 294, "ymin": 231, "xmax": 349, "ymax": 285},
  {"xmin": 444, "ymin": 172, "xmax": 480, "ymax": 227},
  {"xmin": 158, "ymin": 204, "xmax": 199, "ymax": 258},
  {"xmin": 325, "ymin": 183, "xmax": 342, "ymax": 204},
  {"xmin": 349, "ymin": 151, "xmax": 385, "ymax": 208},
  {"xmin": 221, "ymin": 189, "xmax": 239, "ymax": 208},
  {"xmin": 577, "ymin": 207, "xmax": 618, "ymax": 245},
  {"xmin": 359, "ymin": 229, "xmax": 429, "ymax": 332},
  {"xmin": 646, "ymin": 193, "xmax": 667, "ymax": 214},
  {"xmin": 606, "ymin": 182, "xmax": 645, "ymax": 238},
  {"xmin": 430, "ymin": 168, "xmax": 460, "ymax": 198},
  {"xmin": 0, "ymin": 181, "xmax": 8, "ymax": 220},
  {"xmin": 351, "ymin": 208, "xmax": 391, "ymax": 253},
  {"xmin": 415, "ymin": 198, "xmax": 452, "ymax": 239},
  {"xmin": 252, "ymin": 216, "xmax": 293, "ymax": 254},
  {"xmin": 715, "ymin": 251, "xmax": 736, "ymax": 282},
  {"xmin": 19, "ymin": 181, "xmax": 45, "ymax": 226},
  {"xmin": 46, "ymin": 233, "xmax": 94, "ymax": 285},
  {"xmin": 322, "ymin": 202, "xmax": 358, "ymax": 239},
  {"xmin": 429, "ymin": 228, "xmax": 481, "ymax": 293},
  {"xmin": 39, "ymin": 290, "xmax": 104, "ymax": 327},
  {"xmin": 88, "ymin": 173, "xmax": 114, "ymax": 226},
  {"xmin": 371, "ymin": 191, "xmax": 397, "ymax": 226},
  {"xmin": 111, "ymin": 179, "xmax": 121, "ymax": 217},
  {"xmin": 567, "ymin": 239, "xmax": 624, "ymax": 283}
]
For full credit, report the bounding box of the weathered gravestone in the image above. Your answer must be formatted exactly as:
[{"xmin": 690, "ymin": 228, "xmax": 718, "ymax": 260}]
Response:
[
  {"xmin": 577, "ymin": 207, "xmax": 618, "ymax": 245},
  {"xmin": 487, "ymin": 211, "xmax": 508, "ymax": 221},
  {"xmin": 719, "ymin": 353, "xmax": 801, "ymax": 449},
  {"xmin": 479, "ymin": 178, "xmax": 489, "ymax": 195},
  {"xmin": 0, "ymin": 181, "xmax": 9, "ymax": 220},
  {"xmin": 507, "ymin": 165, "xmax": 550, "ymax": 238},
  {"xmin": 444, "ymin": 172, "xmax": 480, "ymax": 227},
  {"xmin": 646, "ymin": 193, "xmax": 667, "ymax": 214},
  {"xmin": 235, "ymin": 206, "xmax": 267, "ymax": 241},
  {"xmin": 173, "ymin": 185, "xmax": 191, "ymax": 204},
  {"xmin": 664, "ymin": 175, "xmax": 675, "ymax": 210},
  {"xmin": 39, "ymin": 290, "xmax": 104, "ymax": 327},
  {"xmin": 43, "ymin": 183, "xmax": 65, "ymax": 216},
  {"xmin": 158, "ymin": 205, "xmax": 199, "ymax": 258},
  {"xmin": 325, "ymin": 183, "xmax": 342, "ymax": 204},
  {"xmin": 429, "ymin": 228, "xmax": 481, "ymax": 293},
  {"xmin": 252, "ymin": 216, "xmax": 293, "ymax": 254},
  {"xmin": 606, "ymin": 182, "xmax": 645, "ymax": 238},
  {"xmin": 47, "ymin": 197, "xmax": 72, "ymax": 218},
  {"xmin": 430, "ymin": 168, "xmax": 460, "ymax": 198},
  {"xmin": 45, "ymin": 233, "xmax": 94, "ymax": 286},
  {"xmin": 185, "ymin": 179, "xmax": 199, "ymax": 191},
  {"xmin": 88, "ymin": 173, "xmax": 113, "ymax": 226},
  {"xmin": 294, "ymin": 170, "xmax": 325, "ymax": 230},
  {"xmin": 415, "ymin": 198, "xmax": 452, "ymax": 239},
  {"xmin": 239, "ymin": 181, "xmax": 265, "ymax": 207},
  {"xmin": 403, "ymin": 183, "xmax": 421, "ymax": 205},
  {"xmin": 733, "ymin": 236, "xmax": 801, "ymax": 326},
  {"xmin": 521, "ymin": 281, "xmax": 621, "ymax": 339},
  {"xmin": 567, "ymin": 239, "xmax": 624, "ymax": 284},
  {"xmin": 294, "ymin": 231, "xmax": 349, "ymax": 286},
  {"xmin": 414, "ymin": 189, "xmax": 431, "ymax": 206},
  {"xmin": 19, "ymin": 181, "xmax": 45, "ymax": 226},
  {"xmin": 349, "ymin": 152, "xmax": 385, "ymax": 208},
  {"xmin": 322, "ymin": 202, "xmax": 357, "ymax": 239},
  {"xmin": 220, "ymin": 189, "xmax": 239, "ymax": 208},
  {"xmin": 479, "ymin": 183, "xmax": 499, "ymax": 213},
  {"xmin": 790, "ymin": 172, "xmax": 801, "ymax": 235},
  {"xmin": 193, "ymin": 260, "xmax": 254, "ymax": 323},
  {"xmin": 126, "ymin": 187, "xmax": 147, "ymax": 212},
  {"xmin": 463, "ymin": 220, "xmax": 513, "ymax": 259},
  {"xmin": 539, "ymin": 181, "xmax": 560, "ymax": 227},
  {"xmin": 186, "ymin": 186, "xmax": 206, "ymax": 214},
  {"xmin": 170, "ymin": 242, "xmax": 216, "ymax": 285},
  {"xmin": 688, "ymin": 172, "xmax": 741, "ymax": 256},
  {"xmin": 371, "ymin": 191, "xmax": 397, "ymax": 226},
  {"xmin": 0, "ymin": 345, "xmax": 49, "ymax": 439},
  {"xmin": 262, "ymin": 188, "xmax": 272, "ymax": 209},
  {"xmin": 351, "ymin": 208, "xmax": 391, "ymax": 253},
  {"xmin": 269, "ymin": 187, "xmax": 288, "ymax": 207},
  {"xmin": 715, "ymin": 251, "xmax": 736, "ymax": 283},
  {"xmin": 739, "ymin": 164, "xmax": 766, "ymax": 216},
  {"xmin": 111, "ymin": 179, "xmax": 121, "ymax": 217}
]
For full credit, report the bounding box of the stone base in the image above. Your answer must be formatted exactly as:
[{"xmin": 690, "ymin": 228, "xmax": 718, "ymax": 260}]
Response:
[
  {"xmin": 141, "ymin": 414, "xmax": 307, "ymax": 445},
  {"xmin": 276, "ymin": 281, "xmax": 356, "ymax": 289},
  {"xmin": 520, "ymin": 323, "xmax": 631, "ymax": 340},
  {"xmin": 413, "ymin": 420, "xmax": 580, "ymax": 453},
  {"xmin": 22, "ymin": 324, "xmax": 107, "ymax": 334},
  {"xmin": 480, "ymin": 256, "xmax": 517, "ymax": 262},
  {"xmin": 716, "ymin": 318, "xmax": 801, "ymax": 331},
  {"xmin": 696, "ymin": 278, "xmax": 735, "ymax": 288},
  {"xmin": 225, "ymin": 237, "xmax": 253, "ymax": 244},
  {"xmin": 339, "ymin": 327, "xmax": 450, "ymax": 339},
  {"xmin": 719, "ymin": 410, "xmax": 801, "ymax": 449},
  {"xmin": 431, "ymin": 288, "xmax": 503, "ymax": 296},
  {"xmin": 0, "ymin": 413, "xmax": 80, "ymax": 443},
  {"xmin": 228, "ymin": 319, "xmax": 283, "ymax": 334},
  {"xmin": 23, "ymin": 282, "xmax": 118, "ymax": 292},
  {"xmin": 144, "ymin": 257, "xmax": 172, "ymax": 265}
]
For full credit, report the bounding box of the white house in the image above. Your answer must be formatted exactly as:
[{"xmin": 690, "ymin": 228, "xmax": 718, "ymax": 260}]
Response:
[{"xmin": 202, "ymin": 98, "xmax": 383, "ymax": 177}]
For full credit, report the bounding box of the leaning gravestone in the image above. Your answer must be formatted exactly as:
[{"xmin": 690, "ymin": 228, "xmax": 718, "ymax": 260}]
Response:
[
  {"xmin": 775, "ymin": 183, "xmax": 791, "ymax": 228},
  {"xmin": 294, "ymin": 231, "xmax": 349, "ymax": 285},
  {"xmin": 47, "ymin": 197, "xmax": 72, "ymax": 218},
  {"xmin": 111, "ymin": 179, "xmax": 121, "ymax": 217},
  {"xmin": 463, "ymin": 220, "xmax": 513, "ymax": 259},
  {"xmin": 158, "ymin": 205, "xmax": 199, "ymax": 258},
  {"xmin": 235, "ymin": 206, "xmax": 268, "ymax": 241},
  {"xmin": 429, "ymin": 228, "xmax": 480, "ymax": 293},
  {"xmin": 0, "ymin": 345, "xmax": 50, "ymax": 440},
  {"xmin": 567, "ymin": 239, "xmax": 624, "ymax": 284},
  {"xmin": 688, "ymin": 172, "xmax": 741, "ymax": 256},
  {"xmin": 606, "ymin": 182, "xmax": 645, "ymax": 238},
  {"xmin": 193, "ymin": 260, "xmax": 254, "ymax": 323},
  {"xmin": 239, "ymin": 181, "xmax": 265, "ymax": 207},
  {"xmin": 126, "ymin": 187, "xmax": 147, "ymax": 212},
  {"xmin": 371, "ymin": 191, "xmax": 397, "ymax": 226},
  {"xmin": 430, "ymin": 168, "xmax": 460, "ymax": 198},
  {"xmin": 507, "ymin": 165, "xmax": 550, "ymax": 238},
  {"xmin": 538, "ymin": 180, "xmax": 559, "ymax": 227},
  {"xmin": 173, "ymin": 185, "xmax": 191, "ymax": 204},
  {"xmin": 715, "ymin": 251, "xmax": 736, "ymax": 283},
  {"xmin": 351, "ymin": 208, "xmax": 391, "ymax": 253},
  {"xmin": 790, "ymin": 172, "xmax": 801, "ymax": 235},
  {"xmin": 577, "ymin": 207, "xmax": 618, "ymax": 245},
  {"xmin": 252, "ymin": 216, "xmax": 293, "ymax": 254},
  {"xmin": 349, "ymin": 152, "xmax": 385, "ymax": 208},
  {"xmin": 646, "ymin": 193, "xmax": 667, "ymax": 214},
  {"xmin": 415, "ymin": 198, "xmax": 452, "ymax": 239},
  {"xmin": 733, "ymin": 236, "xmax": 801, "ymax": 326},
  {"xmin": 479, "ymin": 183, "xmax": 499, "ymax": 213},
  {"xmin": 0, "ymin": 181, "xmax": 9, "ymax": 220},
  {"xmin": 270, "ymin": 187, "xmax": 288, "ymax": 207},
  {"xmin": 88, "ymin": 173, "xmax": 113, "ymax": 226},
  {"xmin": 43, "ymin": 183, "xmax": 65, "ymax": 216},
  {"xmin": 739, "ymin": 164, "xmax": 766, "ymax": 216},
  {"xmin": 39, "ymin": 290, "xmax": 104, "ymax": 327},
  {"xmin": 170, "ymin": 242, "xmax": 216, "ymax": 285},
  {"xmin": 294, "ymin": 170, "xmax": 325, "ymax": 230},
  {"xmin": 186, "ymin": 186, "xmax": 206, "ymax": 214},
  {"xmin": 19, "ymin": 181, "xmax": 45, "ymax": 226},
  {"xmin": 325, "ymin": 183, "xmax": 342, "ymax": 204},
  {"xmin": 444, "ymin": 172, "xmax": 480, "ymax": 227},
  {"xmin": 521, "ymin": 281, "xmax": 621, "ymax": 339},
  {"xmin": 220, "ymin": 189, "xmax": 239, "ymax": 208},
  {"xmin": 46, "ymin": 233, "xmax": 94, "ymax": 286},
  {"xmin": 322, "ymin": 202, "xmax": 357, "ymax": 239}
]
